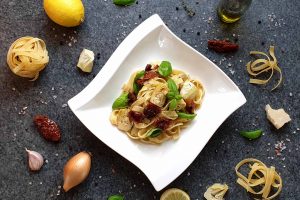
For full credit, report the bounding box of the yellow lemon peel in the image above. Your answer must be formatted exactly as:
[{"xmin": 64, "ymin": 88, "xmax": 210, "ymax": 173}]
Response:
[
  {"xmin": 246, "ymin": 46, "xmax": 282, "ymax": 90},
  {"xmin": 235, "ymin": 158, "xmax": 282, "ymax": 200}
]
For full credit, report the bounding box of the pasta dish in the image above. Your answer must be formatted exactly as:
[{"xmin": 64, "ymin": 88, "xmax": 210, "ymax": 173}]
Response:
[{"xmin": 110, "ymin": 61, "xmax": 204, "ymax": 144}]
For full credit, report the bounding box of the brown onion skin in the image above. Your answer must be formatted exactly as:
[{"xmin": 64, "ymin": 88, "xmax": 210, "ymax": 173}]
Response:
[{"xmin": 63, "ymin": 151, "xmax": 92, "ymax": 192}]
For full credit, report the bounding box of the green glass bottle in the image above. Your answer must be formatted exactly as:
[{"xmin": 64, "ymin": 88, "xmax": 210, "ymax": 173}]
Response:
[{"xmin": 217, "ymin": 0, "xmax": 252, "ymax": 23}]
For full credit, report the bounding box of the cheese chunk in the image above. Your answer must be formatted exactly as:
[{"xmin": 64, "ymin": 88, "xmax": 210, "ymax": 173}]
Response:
[
  {"xmin": 180, "ymin": 80, "xmax": 197, "ymax": 100},
  {"xmin": 265, "ymin": 104, "xmax": 291, "ymax": 129},
  {"xmin": 204, "ymin": 183, "xmax": 228, "ymax": 200},
  {"xmin": 77, "ymin": 49, "xmax": 95, "ymax": 72}
]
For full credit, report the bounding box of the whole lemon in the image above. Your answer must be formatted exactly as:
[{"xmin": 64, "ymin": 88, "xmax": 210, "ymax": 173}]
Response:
[{"xmin": 44, "ymin": 0, "xmax": 85, "ymax": 27}]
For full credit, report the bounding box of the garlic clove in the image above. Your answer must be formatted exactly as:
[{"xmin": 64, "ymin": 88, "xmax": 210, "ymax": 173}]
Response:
[
  {"xmin": 26, "ymin": 148, "xmax": 44, "ymax": 171},
  {"xmin": 63, "ymin": 151, "xmax": 92, "ymax": 192}
]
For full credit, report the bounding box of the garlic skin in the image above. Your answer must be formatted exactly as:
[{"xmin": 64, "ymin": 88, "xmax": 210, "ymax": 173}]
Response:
[
  {"xmin": 63, "ymin": 151, "xmax": 92, "ymax": 192},
  {"xmin": 26, "ymin": 148, "xmax": 44, "ymax": 171}
]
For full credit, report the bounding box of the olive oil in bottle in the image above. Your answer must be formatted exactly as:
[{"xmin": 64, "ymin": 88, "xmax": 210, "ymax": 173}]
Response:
[{"xmin": 217, "ymin": 0, "xmax": 252, "ymax": 23}]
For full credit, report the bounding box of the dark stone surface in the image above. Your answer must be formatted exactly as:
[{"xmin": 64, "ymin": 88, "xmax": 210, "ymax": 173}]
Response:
[{"xmin": 0, "ymin": 0, "xmax": 299, "ymax": 199}]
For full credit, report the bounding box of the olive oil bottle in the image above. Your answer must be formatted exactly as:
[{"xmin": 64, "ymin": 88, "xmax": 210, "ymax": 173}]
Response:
[{"xmin": 217, "ymin": 0, "xmax": 252, "ymax": 23}]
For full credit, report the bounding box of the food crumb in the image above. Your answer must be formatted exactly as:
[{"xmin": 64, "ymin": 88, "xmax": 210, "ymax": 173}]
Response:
[
  {"xmin": 45, "ymin": 159, "xmax": 48, "ymax": 163},
  {"xmin": 62, "ymin": 104, "xmax": 68, "ymax": 108},
  {"xmin": 40, "ymin": 182, "xmax": 43, "ymax": 185},
  {"xmin": 289, "ymin": 92, "xmax": 293, "ymax": 97},
  {"xmin": 29, "ymin": 181, "xmax": 32, "ymax": 185},
  {"xmin": 187, "ymin": 172, "xmax": 190, "ymax": 176},
  {"xmin": 12, "ymin": 87, "xmax": 16, "ymax": 91}
]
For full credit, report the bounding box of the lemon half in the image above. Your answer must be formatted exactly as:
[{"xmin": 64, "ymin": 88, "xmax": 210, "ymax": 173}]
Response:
[
  {"xmin": 44, "ymin": 0, "xmax": 85, "ymax": 27},
  {"xmin": 160, "ymin": 188, "xmax": 190, "ymax": 200}
]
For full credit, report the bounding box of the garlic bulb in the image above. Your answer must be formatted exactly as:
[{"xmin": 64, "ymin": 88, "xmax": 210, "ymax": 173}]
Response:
[
  {"xmin": 25, "ymin": 148, "xmax": 44, "ymax": 171},
  {"xmin": 63, "ymin": 151, "xmax": 92, "ymax": 192}
]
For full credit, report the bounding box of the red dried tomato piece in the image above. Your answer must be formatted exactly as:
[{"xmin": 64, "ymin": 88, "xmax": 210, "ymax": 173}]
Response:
[
  {"xmin": 136, "ymin": 71, "xmax": 159, "ymax": 85},
  {"xmin": 143, "ymin": 102, "xmax": 161, "ymax": 119},
  {"xmin": 155, "ymin": 118, "xmax": 171, "ymax": 130},
  {"xmin": 128, "ymin": 111, "xmax": 145, "ymax": 123},
  {"xmin": 34, "ymin": 115, "xmax": 61, "ymax": 142},
  {"xmin": 145, "ymin": 64, "xmax": 152, "ymax": 71},
  {"xmin": 128, "ymin": 92, "xmax": 137, "ymax": 105},
  {"xmin": 208, "ymin": 40, "xmax": 239, "ymax": 53},
  {"xmin": 185, "ymin": 99, "xmax": 195, "ymax": 114}
]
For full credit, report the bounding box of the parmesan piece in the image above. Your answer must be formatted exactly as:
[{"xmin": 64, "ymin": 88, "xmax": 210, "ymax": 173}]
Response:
[
  {"xmin": 204, "ymin": 183, "xmax": 228, "ymax": 200},
  {"xmin": 77, "ymin": 49, "xmax": 95, "ymax": 73},
  {"xmin": 180, "ymin": 80, "xmax": 198, "ymax": 100},
  {"xmin": 265, "ymin": 104, "xmax": 291, "ymax": 129}
]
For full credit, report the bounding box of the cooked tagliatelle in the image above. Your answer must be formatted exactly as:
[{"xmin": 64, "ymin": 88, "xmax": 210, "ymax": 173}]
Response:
[
  {"xmin": 7, "ymin": 36, "xmax": 49, "ymax": 81},
  {"xmin": 246, "ymin": 46, "xmax": 282, "ymax": 91},
  {"xmin": 110, "ymin": 61, "xmax": 205, "ymax": 144},
  {"xmin": 235, "ymin": 158, "xmax": 282, "ymax": 200}
]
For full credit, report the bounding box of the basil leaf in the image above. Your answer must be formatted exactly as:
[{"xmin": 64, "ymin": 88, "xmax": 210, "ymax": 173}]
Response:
[
  {"xmin": 175, "ymin": 94, "xmax": 182, "ymax": 100},
  {"xmin": 158, "ymin": 61, "xmax": 172, "ymax": 77},
  {"xmin": 177, "ymin": 112, "xmax": 197, "ymax": 120},
  {"xmin": 133, "ymin": 82, "xmax": 139, "ymax": 95},
  {"xmin": 113, "ymin": 0, "xmax": 135, "ymax": 6},
  {"xmin": 112, "ymin": 92, "xmax": 129, "ymax": 110},
  {"xmin": 146, "ymin": 128, "xmax": 162, "ymax": 138},
  {"xmin": 167, "ymin": 91, "xmax": 175, "ymax": 100},
  {"xmin": 167, "ymin": 78, "xmax": 179, "ymax": 99},
  {"xmin": 169, "ymin": 99, "xmax": 177, "ymax": 111},
  {"xmin": 133, "ymin": 70, "xmax": 145, "ymax": 95},
  {"xmin": 240, "ymin": 129, "xmax": 262, "ymax": 140},
  {"xmin": 135, "ymin": 70, "xmax": 145, "ymax": 80},
  {"xmin": 108, "ymin": 195, "xmax": 124, "ymax": 200}
]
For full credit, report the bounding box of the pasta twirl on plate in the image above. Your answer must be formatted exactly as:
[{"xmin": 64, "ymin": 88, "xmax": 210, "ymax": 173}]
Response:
[{"xmin": 110, "ymin": 61, "xmax": 205, "ymax": 144}]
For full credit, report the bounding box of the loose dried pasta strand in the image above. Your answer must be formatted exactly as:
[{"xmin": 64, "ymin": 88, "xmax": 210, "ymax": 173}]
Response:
[
  {"xmin": 235, "ymin": 158, "xmax": 282, "ymax": 200},
  {"xmin": 246, "ymin": 46, "xmax": 282, "ymax": 91}
]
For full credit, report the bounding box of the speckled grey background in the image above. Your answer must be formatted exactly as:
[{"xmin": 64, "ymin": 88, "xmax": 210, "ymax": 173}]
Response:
[{"xmin": 0, "ymin": 0, "xmax": 299, "ymax": 199}]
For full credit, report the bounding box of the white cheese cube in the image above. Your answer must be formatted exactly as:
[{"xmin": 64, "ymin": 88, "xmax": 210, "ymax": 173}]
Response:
[{"xmin": 265, "ymin": 104, "xmax": 291, "ymax": 129}]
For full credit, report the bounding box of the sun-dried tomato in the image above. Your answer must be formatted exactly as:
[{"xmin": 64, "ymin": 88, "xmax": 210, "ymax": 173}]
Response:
[
  {"xmin": 34, "ymin": 115, "xmax": 61, "ymax": 142},
  {"xmin": 155, "ymin": 118, "xmax": 171, "ymax": 130},
  {"xmin": 128, "ymin": 92, "xmax": 137, "ymax": 105},
  {"xmin": 128, "ymin": 111, "xmax": 144, "ymax": 123},
  {"xmin": 208, "ymin": 40, "xmax": 239, "ymax": 53},
  {"xmin": 136, "ymin": 71, "xmax": 159, "ymax": 85},
  {"xmin": 145, "ymin": 64, "xmax": 152, "ymax": 71},
  {"xmin": 185, "ymin": 99, "xmax": 195, "ymax": 114},
  {"xmin": 143, "ymin": 102, "xmax": 161, "ymax": 119}
]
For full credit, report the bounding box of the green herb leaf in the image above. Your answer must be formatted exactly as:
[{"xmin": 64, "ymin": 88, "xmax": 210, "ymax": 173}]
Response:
[
  {"xmin": 158, "ymin": 61, "xmax": 172, "ymax": 77},
  {"xmin": 112, "ymin": 92, "xmax": 129, "ymax": 110},
  {"xmin": 133, "ymin": 70, "xmax": 145, "ymax": 95},
  {"xmin": 169, "ymin": 99, "xmax": 177, "ymax": 111},
  {"xmin": 113, "ymin": 0, "xmax": 135, "ymax": 6},
  {"xmin": 167, "ymin": 78, "xmax": 179, "ymax": 99},
  {"xmin": 108, "ymin": 195, "xmax": 124, "ymax": 200},
  {"xmin": 135, "ymin": 70, "xmax": 145, "ymax": 80},
  {"xmin": 146, "ymin": 128, "xmax": 162, "ymax": 138},
  {"xmin": 175, "ymin": 94, "xmax": 182, "ymax": 100},
  {"xmin": 240, "ymin": 129, "xmax": 263, "ymax": 140},
  {"xmin": 177, "ymin": 112, "xmax": 197, "ymax": 120}
]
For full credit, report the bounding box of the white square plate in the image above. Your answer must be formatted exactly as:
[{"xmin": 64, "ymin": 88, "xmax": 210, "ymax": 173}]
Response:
[{"xmin": 68, "ymin": 14, "xmax": 246, "ymax": 191}]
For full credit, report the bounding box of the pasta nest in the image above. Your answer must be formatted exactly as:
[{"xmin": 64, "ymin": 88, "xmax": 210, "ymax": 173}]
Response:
[{"xmin": 7, "ymin": 36, "xmax": 49, "ymax": 81}]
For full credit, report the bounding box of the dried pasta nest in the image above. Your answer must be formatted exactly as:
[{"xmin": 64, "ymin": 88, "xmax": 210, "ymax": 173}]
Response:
[{"xmin": 7, "ymin": 36, "xmax": 49, "ymax": 81}]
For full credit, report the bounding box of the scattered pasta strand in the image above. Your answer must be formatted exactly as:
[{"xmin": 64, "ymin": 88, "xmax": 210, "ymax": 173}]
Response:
[
  {"xmin": 235, "ymin": 158, "xmax": 282, "ymax": 200},
  {"xmin": 246, "ymin": 46, "xmax": 282, "ymax": 90},
  {"xmin": 7, "ymin": 36, "xmax": 49, "ymax": 81}
]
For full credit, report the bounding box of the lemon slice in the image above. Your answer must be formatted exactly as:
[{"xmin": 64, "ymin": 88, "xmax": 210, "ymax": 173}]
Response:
[{"xmin": 160, "ymin": 188, "xmax": 190, "ymax": 200}]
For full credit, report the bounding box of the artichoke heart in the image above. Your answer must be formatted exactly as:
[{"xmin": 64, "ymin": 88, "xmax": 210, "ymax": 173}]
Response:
[
  {"xmin": 116, "ymin": 109, "xmax": 132, "ymax": 131},
  {"xmin": 204, "ymin": 183, "xmax": 228, "ymax": 200}
]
